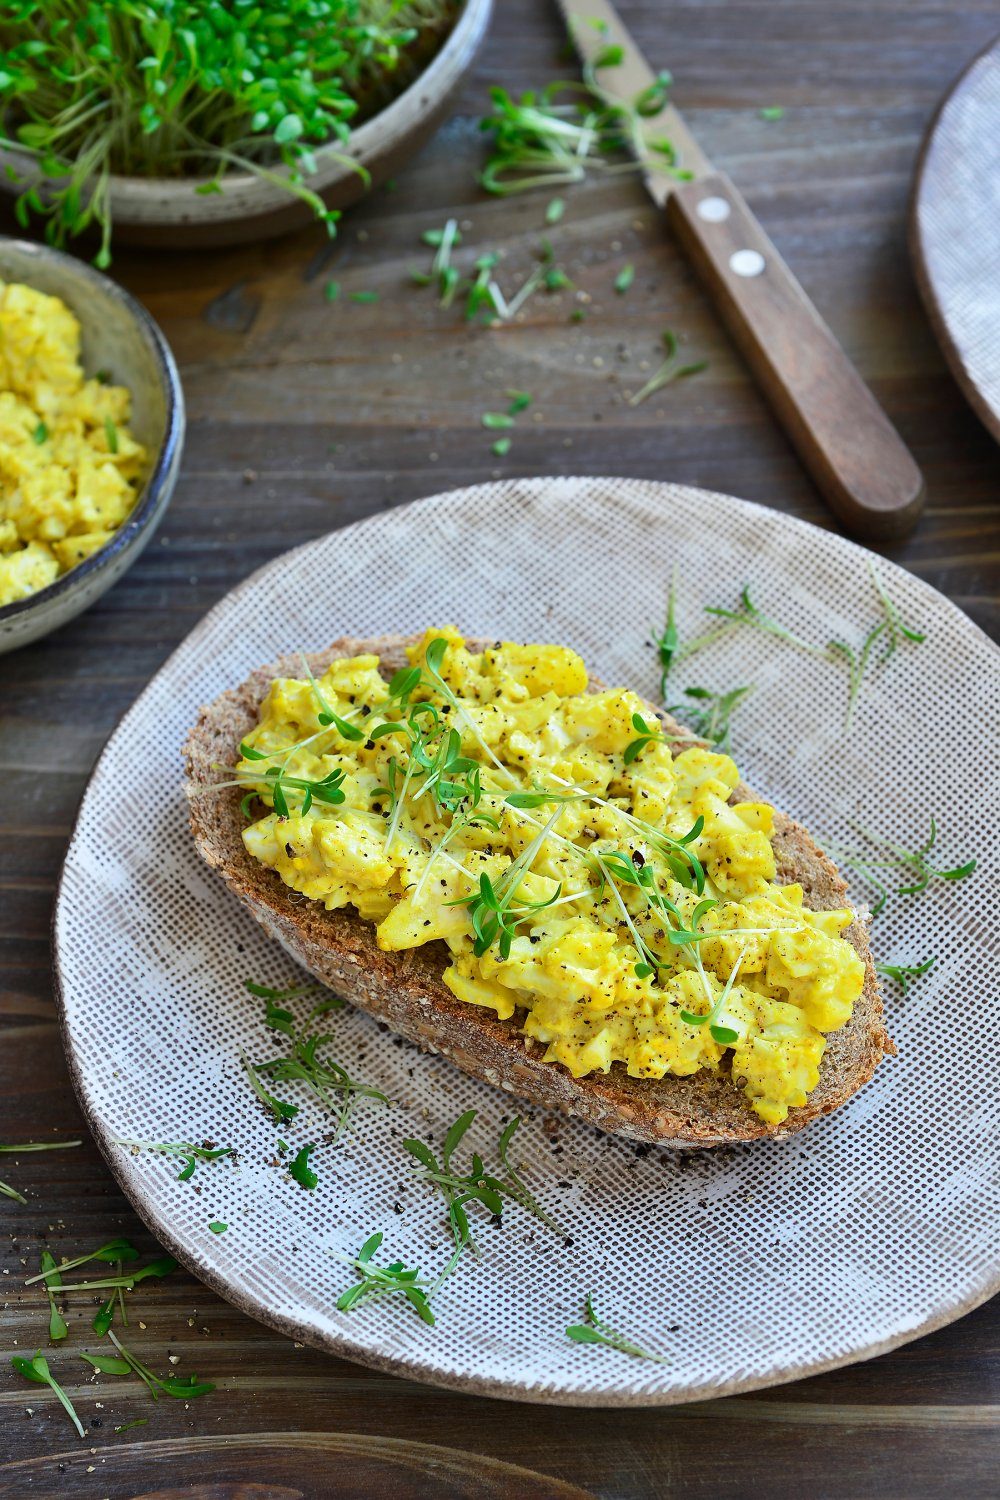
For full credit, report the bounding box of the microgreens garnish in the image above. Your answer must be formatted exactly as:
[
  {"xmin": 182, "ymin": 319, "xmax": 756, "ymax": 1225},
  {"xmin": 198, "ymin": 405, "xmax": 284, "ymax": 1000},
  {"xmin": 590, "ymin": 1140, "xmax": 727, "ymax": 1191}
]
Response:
[
  {"xmin": 565, "ymin": 1294, "xmax": 669, "ymax": 1363},
  {"xmin": 676, "ymin": 568, "xmax": 926, "ymax": 726},
  {"xmin": 450, "ymin": 804, "xmax": 566, "ymax": 961},
  {"xmin": 669, "ymin": 684, "xmax": 753, "ymax": 752},
  {"xmin": 680, "ymin": 946, "xmax": 746, "ymax": 1044},
  {"xmin": 11, "ymin": 1351, "xmax": 85, "ymax": 1437},
  {"xmin": 614, "ymin": 262, "xmax": 635, "ymax": 294},
  {"xmin": 628, "ymin": 329, "xmax": 707, "ymax": 406},
  {"xmin": 403, "ymin": 1112, "xmax": 565, "ymax": 1285},
  {"xmin": 39, "ymin": 1252, "xmax": 68, "ymax": 1342},
  {"xmin": 28, "ymin": 1254, "xmax": 176, "ymax": 1295},
  {"xmin": 114, "ymin": 1139, "xmax": 234, "ymax": 1182},
  {"xmin": 241, "ymin": 1050, "xmax": 299, "ymax": 1124},
  {"xmin": 759, "ymin": 105, "xmax": 785, "ymax": 120},
  {"xmin": 93, "ymin": 1297, "xmax": 116, "ymax": 1338},
  {"xmin": 334, "ymin": 1232, "xmax": 436, "ymax": 1324},
  {"xmin": 623, "ymin": 711, "xmax": 670, "ymax": 764},
  {"xmin": 478, "ymin": 59, "xmax": 692, "ymax": 200},
  {"xmin": 242, "ymin": 980, "xmax": 388, "ymax": 1139},
  {"xmin": 289, "ymin": 1143, "xmax": 318, "ymax": 1189},
  {"xmin": 828, "ymin": 626, "xmax": 886, "ymax": 727},
  {"xmin": 234, "ymin": 733, "xmax": 351, "ymax": 816},
  {"xmin": 820, "ymin": 821, "xmax": 976, "ymax": 917},
  {"xmin": 492, "ymin": 437, "xmax": 512, "ymax": 457},
  {"xmin": 592, "ymin": 843, "xmax": 712, "ymax": 977},
  {"xmin": 696, "ymin": 583, "xmax": 826, "ymax": 658},
  {"xmin": 83, "ymin": 1330, "xmax": 215, "ymax": 1400},
  {"xmin": 300, "ymin": 655, "xmax": 365, "ymax": 740},
  {"xmin": 651, "ymin": 570, "xmax": 679, "ymax": 695},
  {"xmin": 271, "ymin": 764, "xmax": 346, "ymax": 818},
  {"xmin": 869, "ymin": 563, "xmax": 926, "ymax": 654},
  {"xmin": 209, "ymin": 1221, "xmax": 228, "ymax": 1234},
  {"xmin": 412, "ymin": 219, "xmax": 571, "ymax": 326},
  {"xmin": 32, "ymin": 420, "xmax": 47, "ymax": 444},
  {"xmin": 875, "ymin": 956, "xmax": 937, "ymax": 994},
  {"xmin": 23, "ymin": 1237, "xmax": 138, "ymax": 1286},
  {"xmin": 245, "ymin": 979, "xmax": 331, "ymax": 1005},
  {"xmin": 104, "ymin": 416, "xmax": 119, "ymax": 454},
  {"xmin": 0, "ymin": 1138, "xmax": 81, "ymax": 1204},
  {"xmin": 482, "ymin": 411, "xmax": 515, "ymax": 430},
  {"xmin": 506, "ymin": 389, "xmax": 532, "ymax": 415},
  {"xmin": 422, "ymin": 218, "xmax": 462, "ymax": 305}
]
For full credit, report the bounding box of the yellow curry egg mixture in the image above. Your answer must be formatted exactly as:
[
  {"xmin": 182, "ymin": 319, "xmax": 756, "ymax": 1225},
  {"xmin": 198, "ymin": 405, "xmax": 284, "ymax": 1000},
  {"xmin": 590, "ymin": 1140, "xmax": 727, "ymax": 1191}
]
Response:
[
  {"xmin": 0, "ymin": 280, "xmax": 146, "ymax": 608},
  {"xmin": 236, "ymin": 629, "xmax": 866, "ymax": 1125}
]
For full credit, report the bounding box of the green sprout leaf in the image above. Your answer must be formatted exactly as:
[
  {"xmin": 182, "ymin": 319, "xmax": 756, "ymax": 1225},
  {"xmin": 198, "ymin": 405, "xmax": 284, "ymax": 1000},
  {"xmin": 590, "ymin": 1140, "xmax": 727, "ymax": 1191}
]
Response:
[
  {"xmin": 670, "ymin": 684, "xmax": 753, "ymax": 752},
  {"xmin": 566, "ymin": 1293, "xmax": 669, "ymax": 1362},
  {"xmin": 289, "ymin": 1143, "xmax": 318, "ymax": 1190},
  {"xmin": 242, "ymin": 983, "xmax": 387, "ymax": 1141},
  {"xmin": 821, "ymin": 819, "xmax": 975, "ymax": 918},
  {"xmin": 875, "ymin": 956, "xmax": 936, "ymax": 995},
  {"xmin": 628, "ymin": 329, "xmax": 706, "ymax": 406},
  {"xmin": 334, "ymin": 1232, "xmax": 436, "ymax": 1324},
  {"xmin": 39, "ymin": 1252, "xmax": 68, "ymax": 1342},
  {"xmin": 614, "ymin": 262, "xmax": 635, "ymax": 294},
  {"xmin": 0, "ymin": 1138, "xmax": 81, "ymax": 1205},
  {"xmin": 89, "ymin": 1330, "xmax": 215, "ymax": 1401},
  {"xmin": 11, "ymin": 1351, "xmax": 85, "ymax": 1437}
]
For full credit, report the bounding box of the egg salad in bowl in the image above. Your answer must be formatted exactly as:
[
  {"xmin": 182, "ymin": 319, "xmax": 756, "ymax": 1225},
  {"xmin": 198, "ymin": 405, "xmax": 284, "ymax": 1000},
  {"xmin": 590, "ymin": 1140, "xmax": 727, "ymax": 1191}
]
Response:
[
  {"xmin": 230, "ymin": 628, "xmax": 868, "ymax": 1128},
  {"xmin": 0, "ymin": 279, "xmax": 147, "ymax": 609}
]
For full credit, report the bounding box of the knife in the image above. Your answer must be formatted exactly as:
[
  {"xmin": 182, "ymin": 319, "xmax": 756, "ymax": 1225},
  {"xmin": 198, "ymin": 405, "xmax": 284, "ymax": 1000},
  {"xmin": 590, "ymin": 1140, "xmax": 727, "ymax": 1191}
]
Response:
[{"xmin": 557, "ymin": 0, "xmax": 925, "ymax": 540}]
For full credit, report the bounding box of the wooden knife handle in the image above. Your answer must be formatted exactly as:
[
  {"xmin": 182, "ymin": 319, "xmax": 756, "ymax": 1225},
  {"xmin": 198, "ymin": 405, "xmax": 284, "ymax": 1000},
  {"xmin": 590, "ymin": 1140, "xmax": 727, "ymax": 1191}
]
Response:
[{"xmin": 665, "ymin": 171, "xmax": 925, "ymax": 539}]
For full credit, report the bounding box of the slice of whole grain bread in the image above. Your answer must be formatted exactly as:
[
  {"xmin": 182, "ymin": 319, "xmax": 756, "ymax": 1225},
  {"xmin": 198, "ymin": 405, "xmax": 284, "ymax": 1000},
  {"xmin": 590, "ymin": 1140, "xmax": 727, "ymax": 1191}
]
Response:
[{"xmin": 183, "ymin": 635, "xmax": 892, "ymax": 1147}]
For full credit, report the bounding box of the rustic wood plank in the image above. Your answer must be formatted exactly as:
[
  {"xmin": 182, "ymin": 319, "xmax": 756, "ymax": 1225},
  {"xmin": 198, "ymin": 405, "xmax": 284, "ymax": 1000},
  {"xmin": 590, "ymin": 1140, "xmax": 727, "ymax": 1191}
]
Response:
[{"xmin": 1, "ymin": 1, "xmax": 998, "ymax": 1495}]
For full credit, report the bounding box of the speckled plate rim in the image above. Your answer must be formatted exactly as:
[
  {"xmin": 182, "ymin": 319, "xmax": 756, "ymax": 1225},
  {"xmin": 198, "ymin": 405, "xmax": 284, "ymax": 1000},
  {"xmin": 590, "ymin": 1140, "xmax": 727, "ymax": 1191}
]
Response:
[
  {"xmin": 52, "ymin": 479, "xmax": 1000, "ymax": 1408},
  {"xmin": 910, "ymin": 31, "xmax": 1000, "ymax": 444},
  {"xmin": 0, "ymin": 239, "xmax": 186, "ymax": 626}
]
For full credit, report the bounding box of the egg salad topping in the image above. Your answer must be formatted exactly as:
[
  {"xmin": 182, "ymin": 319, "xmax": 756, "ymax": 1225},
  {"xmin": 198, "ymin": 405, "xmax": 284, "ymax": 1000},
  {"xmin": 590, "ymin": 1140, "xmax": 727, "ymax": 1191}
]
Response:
[
  {"xmin": 233, "ymin": 629, "xmax": 865, "ymax": 1125},
  {"xmin": 0, "ymin": 280, "xmax": 146, "ymax": 608}
]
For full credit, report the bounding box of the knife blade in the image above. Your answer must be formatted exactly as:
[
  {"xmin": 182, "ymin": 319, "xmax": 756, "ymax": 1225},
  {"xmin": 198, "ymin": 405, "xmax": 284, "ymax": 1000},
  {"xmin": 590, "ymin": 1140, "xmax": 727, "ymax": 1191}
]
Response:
[{"xmin": 555, "ymin": 0, "xmax": 925, "ymax": 539}]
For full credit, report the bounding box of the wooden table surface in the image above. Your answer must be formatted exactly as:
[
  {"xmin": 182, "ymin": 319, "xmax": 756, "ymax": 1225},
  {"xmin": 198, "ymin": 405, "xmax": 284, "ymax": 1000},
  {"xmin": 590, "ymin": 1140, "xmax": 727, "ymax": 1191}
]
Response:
[{"xmin": 2, "ymin": 2, "xmax": 998, "ymax": 1495}]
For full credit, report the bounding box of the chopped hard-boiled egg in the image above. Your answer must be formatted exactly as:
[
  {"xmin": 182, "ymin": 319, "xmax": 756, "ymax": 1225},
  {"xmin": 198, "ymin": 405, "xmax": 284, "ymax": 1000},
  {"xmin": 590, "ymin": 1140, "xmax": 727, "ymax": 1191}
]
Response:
[{"xmin": 236, "ymin": 629, "xmax": 865, "ymax": 1124}]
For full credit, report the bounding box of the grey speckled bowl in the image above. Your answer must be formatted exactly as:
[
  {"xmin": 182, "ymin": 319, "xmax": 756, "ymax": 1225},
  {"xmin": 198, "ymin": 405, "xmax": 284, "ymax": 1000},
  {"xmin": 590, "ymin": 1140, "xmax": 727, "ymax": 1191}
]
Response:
[
  {"xmin": 0, "ymin": 239, "xmax": 184, "ymax": 654},
  {"xmin": 0, "ymin": 0, "xmax": 493, "ymax": 250}
]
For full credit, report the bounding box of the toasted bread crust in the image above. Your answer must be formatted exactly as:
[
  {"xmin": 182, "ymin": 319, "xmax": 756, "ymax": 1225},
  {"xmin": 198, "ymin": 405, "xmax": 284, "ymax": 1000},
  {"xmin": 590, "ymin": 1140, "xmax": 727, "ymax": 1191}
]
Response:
[{"xmin": 183, "ymin": 635, "xmax": 891, "ymax": 1146}]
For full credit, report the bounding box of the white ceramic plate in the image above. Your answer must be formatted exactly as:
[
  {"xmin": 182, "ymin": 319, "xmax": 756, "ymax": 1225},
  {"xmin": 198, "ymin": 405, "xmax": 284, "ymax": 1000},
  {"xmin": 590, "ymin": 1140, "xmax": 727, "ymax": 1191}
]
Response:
[{"xmin": 55, "ymin": 478, "xmax": 1000, "ymax": 1406}]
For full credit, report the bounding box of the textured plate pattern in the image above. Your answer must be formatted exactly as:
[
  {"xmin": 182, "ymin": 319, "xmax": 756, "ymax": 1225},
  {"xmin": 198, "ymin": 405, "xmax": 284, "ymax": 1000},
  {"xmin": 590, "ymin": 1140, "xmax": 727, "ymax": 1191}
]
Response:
[
  {"xmin": 54, "ymin": 478, "xmax": 1000, "ymax": 1405},
  {"xmin": 912, "ymin": 36, "xmax": 1000, "ymax": 442}
]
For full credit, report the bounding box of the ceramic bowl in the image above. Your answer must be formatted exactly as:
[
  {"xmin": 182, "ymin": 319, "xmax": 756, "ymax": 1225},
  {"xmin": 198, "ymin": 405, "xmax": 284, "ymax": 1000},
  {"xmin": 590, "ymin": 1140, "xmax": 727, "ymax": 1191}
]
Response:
[
  {"xmin": 0, "ymin": 239, "xmax": 184, "ymax": 654},
  {"xmin": 0, "ymin": 0, "xmax": 493, "ymax": 250}
]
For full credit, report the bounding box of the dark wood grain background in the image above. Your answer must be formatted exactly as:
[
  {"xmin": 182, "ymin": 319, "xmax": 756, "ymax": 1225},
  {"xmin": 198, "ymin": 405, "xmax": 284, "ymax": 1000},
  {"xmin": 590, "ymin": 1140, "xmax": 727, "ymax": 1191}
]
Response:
[{"xmin": 2, "ymin": 2, "xmax": 998, "ymax": 1495}]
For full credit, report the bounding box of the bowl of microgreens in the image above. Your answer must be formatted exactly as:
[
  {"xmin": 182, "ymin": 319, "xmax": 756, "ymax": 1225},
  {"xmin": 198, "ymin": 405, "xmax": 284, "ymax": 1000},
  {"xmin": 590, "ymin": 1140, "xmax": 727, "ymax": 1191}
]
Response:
[{"xmin": 0, "ymin": 0, "xmax": 492, "ymax": 257}]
